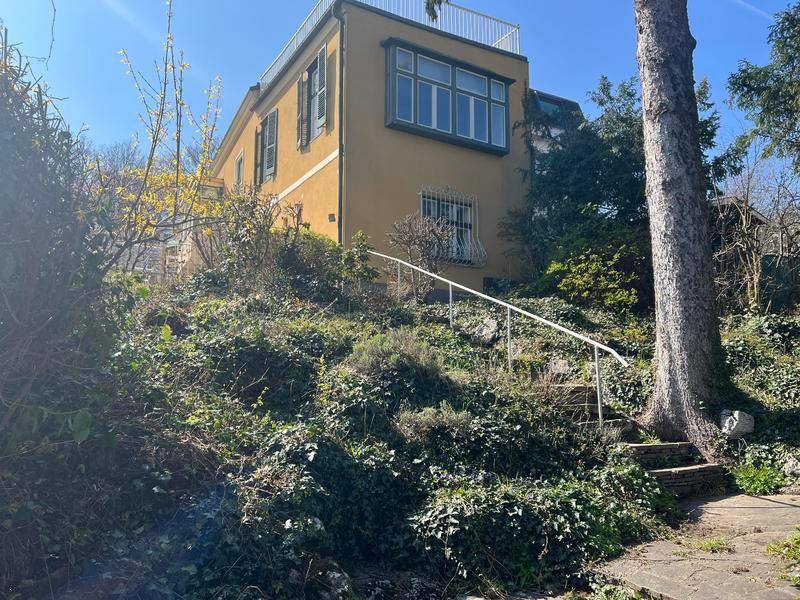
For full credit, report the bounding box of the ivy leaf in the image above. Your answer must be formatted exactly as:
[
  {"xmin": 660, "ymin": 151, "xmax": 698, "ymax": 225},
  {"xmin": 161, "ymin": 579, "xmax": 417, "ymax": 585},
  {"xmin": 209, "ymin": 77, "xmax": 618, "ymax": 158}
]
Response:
[
  {"xmin": 161, "ymin": 324, "xmax": 173, "ymax": 342},
  {"xmin": 70, "ymin": 409, "xmax": 92, "ymax": 443}
]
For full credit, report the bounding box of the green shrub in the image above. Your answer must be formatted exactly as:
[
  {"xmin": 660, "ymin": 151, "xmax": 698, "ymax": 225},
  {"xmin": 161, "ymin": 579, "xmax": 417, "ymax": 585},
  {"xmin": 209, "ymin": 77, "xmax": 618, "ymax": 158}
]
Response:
[
  {"xmin": 412, "ymin": 479, "xmax": 618, "ymax": 588},
  {"xmin": 314, "ymin": 368, "xmax": 397, "ymax": 440},
  {"xmin": 732, "ymin": 463, "xmax": 787, "ymax": 495},
  {"xmin": 414, "ymin": 402, "xmax": 582, "ymax": 477},
  {"xmin": 201, "ymin": 332, "xmax": 317, "ymax": 408},
  {"xmin": 545, "ymin": 247, "xmax": 639, "ymax": 313},
  {"xmin": 723, "ymin": 336, "xmax": 769, "ymax": 371},
  {"xmin": 251, "ymin": 424, "xmax": 421, "ymax": 564},
  {"xmin": 412, "ymin": 450, "xmax": 671, "ymax": 589},
  {"xmin": 346, "ymin": 329, "xmax": 450, "ymax": 407},
  {"xmin": 752, "ymin": 314, "xmax": 800, "ymax": 353},
  {"xmin": 762, "ymin": 363, "xmax": 800, "ymax": 407}
]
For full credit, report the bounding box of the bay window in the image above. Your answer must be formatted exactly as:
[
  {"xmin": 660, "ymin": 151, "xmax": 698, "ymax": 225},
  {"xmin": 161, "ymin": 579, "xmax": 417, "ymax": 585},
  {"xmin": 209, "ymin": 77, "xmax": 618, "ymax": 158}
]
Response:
[{"xmin": 385, "ymin": 39, "xmax": 511, "ymax": 155}]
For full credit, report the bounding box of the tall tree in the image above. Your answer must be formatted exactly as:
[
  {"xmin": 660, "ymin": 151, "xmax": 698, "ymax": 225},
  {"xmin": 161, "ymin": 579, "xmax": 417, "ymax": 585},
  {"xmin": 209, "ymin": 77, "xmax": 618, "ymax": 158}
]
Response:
[
  {"xmin": 729, "ymin": 3, "xmax": 800, "ymax": 172},
  {"xmin": 634, "ymin": 0, "xmax": 721, "ymax": 454}
]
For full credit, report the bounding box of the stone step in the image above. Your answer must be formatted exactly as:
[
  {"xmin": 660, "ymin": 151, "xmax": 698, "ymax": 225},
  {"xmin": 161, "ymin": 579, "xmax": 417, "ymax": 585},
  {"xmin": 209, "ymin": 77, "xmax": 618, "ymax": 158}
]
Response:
[
  {"xmin": 648, "ymin": 463, "xmax": 728, "ymax": 498},
  {"xmin": 579, "ymin": 418, "xmax": 642, "ymax": 441},
  {"xmin": 627, "ymin": 442, "xmax": 700, "ymax": 469},
  {"xmin": 562, "ymin": 403, "xmax": 624, "ymax": 419},
  {"xmin": 552, "ymin": 383, "xmax": 595, "ymax": 405},
  {"xmin": 578, "ymin": 417, "xmax": 636, "ymax": 428}
]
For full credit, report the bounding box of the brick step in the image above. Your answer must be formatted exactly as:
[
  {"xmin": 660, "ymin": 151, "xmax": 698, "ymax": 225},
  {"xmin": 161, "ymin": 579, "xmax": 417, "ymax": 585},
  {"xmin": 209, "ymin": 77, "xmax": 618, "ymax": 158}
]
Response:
[
  {"xmin": 648, "ymin": 463, "xmax": 728, "ymax": 498},
  {"xmin": 626, "ymin": 442, "xmax": 701, "ymax": 469}
]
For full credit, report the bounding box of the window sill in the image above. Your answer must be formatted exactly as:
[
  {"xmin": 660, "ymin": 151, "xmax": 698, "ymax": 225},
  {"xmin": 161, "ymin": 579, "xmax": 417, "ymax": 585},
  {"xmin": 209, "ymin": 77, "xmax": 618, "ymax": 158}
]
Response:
[{"xmin": 387, "ymin": 118, "xmax": 509, "ymax": 156}]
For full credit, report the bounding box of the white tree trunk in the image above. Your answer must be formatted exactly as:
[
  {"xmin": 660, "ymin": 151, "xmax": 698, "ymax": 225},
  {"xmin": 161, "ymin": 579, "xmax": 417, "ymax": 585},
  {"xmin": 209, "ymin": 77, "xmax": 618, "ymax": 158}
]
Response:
[{"xmin": 634, "ymin": 0, "xmax": 722, "ymax": 455}]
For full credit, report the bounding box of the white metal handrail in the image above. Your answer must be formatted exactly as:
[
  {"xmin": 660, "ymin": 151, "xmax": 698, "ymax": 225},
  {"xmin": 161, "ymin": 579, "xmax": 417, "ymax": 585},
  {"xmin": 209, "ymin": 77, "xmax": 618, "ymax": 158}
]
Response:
[
  {"xmin": 369, "ymin": 250, "xmax": 630, "ymax": 427},
  {"xmin": 259, "ymin": 0, "xmax": 522, "ymax": 90}
]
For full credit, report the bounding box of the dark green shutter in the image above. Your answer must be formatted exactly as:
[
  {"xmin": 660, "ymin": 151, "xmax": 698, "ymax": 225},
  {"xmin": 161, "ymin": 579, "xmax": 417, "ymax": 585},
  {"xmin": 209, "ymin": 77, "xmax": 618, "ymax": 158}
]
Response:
[
  {"xmin": 296, "ymin": 75, "xmax": 306, "ymax": 147},
  {"xmin": 254, "ymin": 127, "xmax": 262, "ymax": 184},
  {"xmin": 263, "ymin": 110, "xmax": 278, "ymax": 179},
  {"xmin": 316, "ymin": 44, "xmax": 327, "ymax": 130}
]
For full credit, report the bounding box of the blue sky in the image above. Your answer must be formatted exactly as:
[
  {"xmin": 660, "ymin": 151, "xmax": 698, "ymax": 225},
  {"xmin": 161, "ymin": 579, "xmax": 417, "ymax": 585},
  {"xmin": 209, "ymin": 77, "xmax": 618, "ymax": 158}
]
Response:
[{"xmin": 0, "ymin": 0, "xmax": 788, "ymax": 151}]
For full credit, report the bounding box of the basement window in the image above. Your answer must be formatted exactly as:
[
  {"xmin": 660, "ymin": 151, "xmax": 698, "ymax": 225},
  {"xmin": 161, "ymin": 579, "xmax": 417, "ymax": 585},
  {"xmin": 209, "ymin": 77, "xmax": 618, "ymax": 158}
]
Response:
[{"xmin": 419, "ymin": 184, "xmax": 487, "ymax": 266}]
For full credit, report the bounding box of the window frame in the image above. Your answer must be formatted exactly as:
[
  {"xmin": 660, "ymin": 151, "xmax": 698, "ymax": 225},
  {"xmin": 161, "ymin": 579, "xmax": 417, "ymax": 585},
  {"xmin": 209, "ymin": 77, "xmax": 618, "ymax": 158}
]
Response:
[{"xmin": 384, "ymin": 38, "xmax": 512, "ymax": 156}]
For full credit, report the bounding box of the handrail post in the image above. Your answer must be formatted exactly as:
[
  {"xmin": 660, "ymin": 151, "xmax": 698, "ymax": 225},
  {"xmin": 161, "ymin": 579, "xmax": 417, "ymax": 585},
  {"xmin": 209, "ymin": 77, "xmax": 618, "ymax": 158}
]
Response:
[
  {"xmin": 396, "ymin": 262, "xmax": 401, "ymax": 302},
  {"xmin": 506, "ymin": 306, "xmax": 512, "ymax": 370},
  {"xmin": 448, "ymin": 283, "xmax": 453, "ymax": 328},
  {"xmin": 594, "ymin": 346, "xmax": 603, "ymax": 428}
]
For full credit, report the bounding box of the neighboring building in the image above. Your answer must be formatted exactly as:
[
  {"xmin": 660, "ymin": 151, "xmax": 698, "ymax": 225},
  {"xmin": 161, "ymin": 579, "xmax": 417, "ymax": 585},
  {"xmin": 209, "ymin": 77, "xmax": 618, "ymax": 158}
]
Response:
[{"xmin": 204, "ymin": 0, "xmax": 580, "ymax": 290}]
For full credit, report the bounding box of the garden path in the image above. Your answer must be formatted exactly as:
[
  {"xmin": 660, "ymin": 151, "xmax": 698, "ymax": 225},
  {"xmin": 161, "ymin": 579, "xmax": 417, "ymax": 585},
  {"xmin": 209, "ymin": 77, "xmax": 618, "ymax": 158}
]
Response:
[{"xmin": 601, "ymin": 494, "xmax": 800, "ymax": 599}]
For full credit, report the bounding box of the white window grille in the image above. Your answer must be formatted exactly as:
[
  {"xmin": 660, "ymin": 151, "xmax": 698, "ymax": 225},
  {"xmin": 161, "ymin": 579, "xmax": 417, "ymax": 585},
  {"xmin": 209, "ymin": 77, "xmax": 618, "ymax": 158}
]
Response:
[{"xmin": 419, "ymin": 185, "xmax": 487, "ymax": 266}]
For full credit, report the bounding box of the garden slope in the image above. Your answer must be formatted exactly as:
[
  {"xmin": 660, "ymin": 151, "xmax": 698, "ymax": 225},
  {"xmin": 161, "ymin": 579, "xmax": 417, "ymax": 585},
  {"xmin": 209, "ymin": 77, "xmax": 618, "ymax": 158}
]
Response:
[{"xmin": 7, "ymin": 281, "xmax": 799, "ymax": 598}]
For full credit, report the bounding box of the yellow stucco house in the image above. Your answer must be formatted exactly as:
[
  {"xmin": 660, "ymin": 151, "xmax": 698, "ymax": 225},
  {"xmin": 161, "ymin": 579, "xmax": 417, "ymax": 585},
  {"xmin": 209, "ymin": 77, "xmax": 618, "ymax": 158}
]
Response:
[{"xmin": 207, "ymin": 0, "xmax": 579, "ymax": 290}]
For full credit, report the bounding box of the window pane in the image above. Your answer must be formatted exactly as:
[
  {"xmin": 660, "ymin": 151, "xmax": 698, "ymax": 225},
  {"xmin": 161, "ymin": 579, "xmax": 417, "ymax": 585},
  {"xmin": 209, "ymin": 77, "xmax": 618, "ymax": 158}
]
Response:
[
  {"xmin": 491, "ymin": 103, "xmax": 506, "ymax": 147},
  {"xmin": 491, "ymin": 80, "xmax": 505, "ymax": 102},
  {"xmin": 456, "ymin": 93, "xmax": 471, "ymax": 137},
  {"xmin": 397, "ymin": 48, "xmax": 414, "ymax": 73},
  {"xmin": 473, "ymin": 98, "xmax": 488, "ymax": 142},
  {"xmin": 418, "ymin": 55, "xmax": 451, "ymax": 84},
  {"xmin": 417, "ymin": 81, "xmax": 433, "ymax": 127},
  {"xmin": 436, "ymin": 87, "xmax": 451, "ymax": 132},
  {"xmin": 456, "ymin": 68, "xmax": 487, "ymax": 96},
  {"xmin": 397, "ymin": 75, "xmax": 413, "ymax": 122}
]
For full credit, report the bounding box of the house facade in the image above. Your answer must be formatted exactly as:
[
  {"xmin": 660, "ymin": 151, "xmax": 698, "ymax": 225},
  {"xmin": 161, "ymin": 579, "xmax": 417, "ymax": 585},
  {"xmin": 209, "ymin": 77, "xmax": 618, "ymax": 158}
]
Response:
[{"xmin": 208, "ymin": 0, "xmax": 579, "ymax": 290}]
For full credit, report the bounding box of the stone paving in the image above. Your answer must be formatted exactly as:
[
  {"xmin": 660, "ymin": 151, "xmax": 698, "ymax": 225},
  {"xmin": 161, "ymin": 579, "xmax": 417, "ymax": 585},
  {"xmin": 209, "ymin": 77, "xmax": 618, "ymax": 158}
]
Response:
[{"xmin": 601, "ymin": 494, "xmax": 800, "ymax": 599}]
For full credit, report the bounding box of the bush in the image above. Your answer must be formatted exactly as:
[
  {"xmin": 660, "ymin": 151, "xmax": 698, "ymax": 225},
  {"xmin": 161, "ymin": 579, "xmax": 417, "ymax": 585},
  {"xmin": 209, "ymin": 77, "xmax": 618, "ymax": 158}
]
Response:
[
  {"xmin": 545, "ymin": 247, "xmax": 639, "ymax": 313},
  {"xmin": 398, "ymin": 400, "xmax": 592, "ymax": 478},
  {"xmin": 411, "ymin": 449, "xmax": 671, "ymax": 589},
  {"xmin": 314, "ymin": 368, "xmax": 397, "ymax": 440},
  {"xmin": 249, "ymin": 424, "xmax": 421, "ymax": 565},
  {"xmin": 346, "ymin": 329, "xmax": 450, "ymax": 408},
  {"xmin": 732, "ymin": 462, "xmax": 787, "ymax": 495}
]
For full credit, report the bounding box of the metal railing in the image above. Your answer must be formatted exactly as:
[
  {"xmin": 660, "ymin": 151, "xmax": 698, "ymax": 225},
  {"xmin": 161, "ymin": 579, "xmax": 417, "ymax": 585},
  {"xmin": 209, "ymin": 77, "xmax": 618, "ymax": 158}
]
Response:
[
  {"xmin": 259, "ymin": 0, "xmax": 521, "ymax": 90},
  {"xmin": 369, "ymin": 250, "xmax": 630, "ymax": 427}
]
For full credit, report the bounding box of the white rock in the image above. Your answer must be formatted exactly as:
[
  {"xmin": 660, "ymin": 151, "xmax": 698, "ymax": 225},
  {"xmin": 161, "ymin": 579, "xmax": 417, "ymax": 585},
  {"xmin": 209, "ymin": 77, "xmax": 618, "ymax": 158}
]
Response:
[
  {"xmin": 784, "ymin": 456, "xmax": 800, "ymax": 479},
  {"xmin": 470, "ymin": 318, "xmax": 501, "ymax": 347},
  {"xmin": 720, "ymin": 409, "xmax": 754, "ymax": 439},
  {"xmin": 548, "ymin": 358, "xmax": 571, "ymax": 376}
]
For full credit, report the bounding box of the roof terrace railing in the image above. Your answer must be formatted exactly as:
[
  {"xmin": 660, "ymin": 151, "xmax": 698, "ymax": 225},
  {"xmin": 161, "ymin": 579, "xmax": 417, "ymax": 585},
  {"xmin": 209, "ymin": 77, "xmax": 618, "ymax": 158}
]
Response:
[{"xmin": 259, "ymin": 0, "xmax": 521, "ymax": 90}]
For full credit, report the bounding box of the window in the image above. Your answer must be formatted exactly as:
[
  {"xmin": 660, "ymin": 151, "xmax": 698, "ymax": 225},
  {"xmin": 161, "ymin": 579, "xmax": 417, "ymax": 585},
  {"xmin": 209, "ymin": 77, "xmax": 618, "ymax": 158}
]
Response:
[
  {"xmin": 297, "ymin": 44, "xmax": 327, "ymax": 147},
  {"xmin": 456, "ymin": 93, "xmax": 487, "ymax": 142},
  {"xmin": 397, "ymin": 47, "xmax": 414, "ymax": 73},
  {"xmin": 422, "ymin": 193, "xmax": 477, "ymax": 264},
  {"xmin": 417, "ymin": 80, "xmax": 451, "ymax": 132},
  {"xmin": 397, "ymin": 74, "xmax": 414, "ymax": 122},
  {"xmin": 234, "ymin": 151, "xmax": 243, "ymax": 188},
  {"xmin": 386, "ymin": 41, "xmax": 509, "ymax": 154},
  {"xmin": 491, "ymin": 79, "xmax": 505, "ymax": 102},
  {"xmin": 418, "ymin": 55, "xmax": 451, "ymax": 84},
  {"xmin": 456, "ymin": 68, "xmax": 487, "ymax": 96},
  {"xmin": 491, "ymin": 103, "xmax": 506, "ymax": 147}
]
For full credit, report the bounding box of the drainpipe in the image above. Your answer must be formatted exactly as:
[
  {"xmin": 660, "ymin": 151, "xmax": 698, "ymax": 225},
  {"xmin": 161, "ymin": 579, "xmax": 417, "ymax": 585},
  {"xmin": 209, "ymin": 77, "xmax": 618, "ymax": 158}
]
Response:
[{"xmin": 334, "ymin": 3, "xmax": 345, "ymax": 245}]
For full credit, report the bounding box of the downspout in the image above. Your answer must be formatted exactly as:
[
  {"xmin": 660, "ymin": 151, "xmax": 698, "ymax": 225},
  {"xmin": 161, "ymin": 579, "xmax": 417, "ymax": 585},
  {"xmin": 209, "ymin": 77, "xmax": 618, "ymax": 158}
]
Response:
[{"xmin": 334, "ymin": 3, "xmax": 345, "ymax": 245}]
